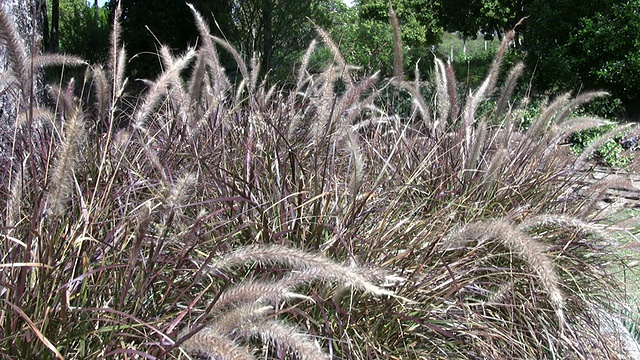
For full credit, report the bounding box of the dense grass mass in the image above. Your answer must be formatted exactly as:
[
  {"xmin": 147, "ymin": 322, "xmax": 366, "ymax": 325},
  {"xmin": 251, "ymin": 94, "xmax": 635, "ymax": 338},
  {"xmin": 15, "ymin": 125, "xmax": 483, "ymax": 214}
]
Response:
[{"xmin": 1, "ymin": 4, "xmax": 639, "ymax": 359}]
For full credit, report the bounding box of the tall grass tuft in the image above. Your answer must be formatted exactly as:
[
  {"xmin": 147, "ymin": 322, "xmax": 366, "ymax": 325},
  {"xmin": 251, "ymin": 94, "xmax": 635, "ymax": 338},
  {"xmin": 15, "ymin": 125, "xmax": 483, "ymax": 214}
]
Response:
[{"xmin": 1, "ymin": 3, "xmax": 638, "ymax": 360}]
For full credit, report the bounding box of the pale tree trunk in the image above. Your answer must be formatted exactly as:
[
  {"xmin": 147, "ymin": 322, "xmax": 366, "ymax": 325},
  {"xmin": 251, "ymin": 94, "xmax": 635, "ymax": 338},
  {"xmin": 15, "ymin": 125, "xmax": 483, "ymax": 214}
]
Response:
[
  {"xmin": 0, "ymin": 0, "xmax": 42, "ymax": 167},
  {"xmin": 0, "ymin": 0, "xmax": 42, "ymax": 105},
  {"xmin": 0, "ymin": 0, "xmax": 40, "ymax": 50}
]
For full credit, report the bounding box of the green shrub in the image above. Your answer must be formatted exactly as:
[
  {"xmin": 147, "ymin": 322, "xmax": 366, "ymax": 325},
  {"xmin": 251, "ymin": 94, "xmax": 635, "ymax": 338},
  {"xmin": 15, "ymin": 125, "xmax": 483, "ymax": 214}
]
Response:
[
  {"xmin": 571, "ymin": 123, "xmax": 634, "ymax": 167},
  {"xmin": 524, "ymin": 0, "xmax": 640, "ymax": 116}
]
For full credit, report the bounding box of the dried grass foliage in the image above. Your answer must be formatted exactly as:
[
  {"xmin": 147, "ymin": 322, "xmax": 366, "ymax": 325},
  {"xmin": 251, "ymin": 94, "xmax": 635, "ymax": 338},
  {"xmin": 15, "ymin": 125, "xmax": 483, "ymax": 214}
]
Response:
[{"xmin": 0, "ymin": 4, "xmax": 638, "ymax": 360}]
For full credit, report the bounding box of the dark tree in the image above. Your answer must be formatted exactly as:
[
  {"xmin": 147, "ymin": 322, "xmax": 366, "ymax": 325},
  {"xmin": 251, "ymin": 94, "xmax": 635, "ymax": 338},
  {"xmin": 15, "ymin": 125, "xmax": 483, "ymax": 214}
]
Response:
[
  {"xmin": 231, "ymin": 0, "xmax": 342, "ymax": 80},
  {"xmin": 523, "ymin": 0, "xmax": 640, "ymax": 118},
  {"xmin": 51, "ymin": 0, "xmax": 59, "ymax": 51},
  {"xmin": 106, "ymin": 0, "xmax": 235, "ymax": 80},
  {"xmin": 437, "ymin": 0, "xmax": 529, "ymax": 43},
  {"xmin": 358, "ymin": 0, "xmax": 442, "ymax": 47},
  {"xmin": 104, "ymin": 0, "xmax": 350, "ymax": 81}
]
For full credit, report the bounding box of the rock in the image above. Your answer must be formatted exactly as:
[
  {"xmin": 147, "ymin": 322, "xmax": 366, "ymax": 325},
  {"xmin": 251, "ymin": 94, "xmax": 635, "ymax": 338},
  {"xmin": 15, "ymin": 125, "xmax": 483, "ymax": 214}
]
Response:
[{"xmin": 621, "ymin": 135, "xmax": 639, "ymax": 150}]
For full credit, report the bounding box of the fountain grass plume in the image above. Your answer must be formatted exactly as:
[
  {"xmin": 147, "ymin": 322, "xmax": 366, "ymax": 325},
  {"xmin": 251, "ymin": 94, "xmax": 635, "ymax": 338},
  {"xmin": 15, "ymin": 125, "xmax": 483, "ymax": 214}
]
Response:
[
  {"xmin": 295, "ymin": 39, "xmax": 317, "ymax": 94},
  {"xmin": 47, "ymin": 107, "xmax": 85, "ymax": 216},
  {"xmin": 187, "ymin": 3, "xmax": 229, "ymax": 94},
  {"xmin": 495, "ymin": 61, "xmax": 525, "ymax": 118},
  {"xmin": 525, "ymin": 92, "xmax": 572, "ymax": 140},
  {"xmin": 461, "ymin": 29, "xmax": 515, "ymax": 153},
  {"xmin": 441, "ymin": 219, "xmax": 565, "ymax": 327},
  {"xmin": 433, "ymin": 57, "xmax": 450, "ymax": 129},
  {"xmin": 556, "ymin": 91, "xmax": 610, "ymax": 124},
  {"xmin": 212, "ymin": 36, "xmax": 249, "ymax": 87},
  {"xmin": 209, "ymin": 244, "xmax": 399, "ymax": 297},
  {"xmin": 90, "ymin": 64, "xmax": 109, "ymax": 122},
  {"xmin": 179, "ymin": 326, "xmax": 256, "ymax": 360},
  {"xmin": 133, "ymin": 47, "xmax": 196, "ymax": 131},
  {"xmin": 315, "ymin": 25, "xmax": 352, "ymax": 87},
  {"xmin": 107, "ymin": 1, "xmax": 127, "ymax": 102},
  {"xmin": 0, "ymin": 5, "xmax": 28, "ymax": 94},
  {"xmin": 520, "ymin": 213, "xmax": 621, "ymax": 246}
]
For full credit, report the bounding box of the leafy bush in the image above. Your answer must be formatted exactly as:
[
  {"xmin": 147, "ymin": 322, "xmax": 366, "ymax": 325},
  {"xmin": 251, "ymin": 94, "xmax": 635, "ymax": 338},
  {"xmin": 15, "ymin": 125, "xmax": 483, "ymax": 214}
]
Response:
[
  {"xmin": 597, "ymin": 139, "xmax": 634, "ymax": 167},
  {"xmin": 57, "ymin": 0, "xmax": 110, "ymax": 63},
  {"xmin": 570, "ymin": 124, "xmax": 635, "ymax": 167},
  {"xmin": 524, "ymin": 0, "xmax": 640, "ymax": 116},
  {"xmin": 1, "ymin": 4, "xmax": 639, "ymax": 360}
]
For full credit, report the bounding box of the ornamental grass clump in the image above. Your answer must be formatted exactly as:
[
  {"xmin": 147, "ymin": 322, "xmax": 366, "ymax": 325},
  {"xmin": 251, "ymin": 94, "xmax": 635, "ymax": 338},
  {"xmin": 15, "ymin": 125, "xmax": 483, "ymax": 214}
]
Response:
[
  {"xmin": 0, "ymin": 4, "xmax": 397, "ymax": 359},
  {"xmin": 1, "ymin": 2, "xmax": 638, "ymax": 359}
]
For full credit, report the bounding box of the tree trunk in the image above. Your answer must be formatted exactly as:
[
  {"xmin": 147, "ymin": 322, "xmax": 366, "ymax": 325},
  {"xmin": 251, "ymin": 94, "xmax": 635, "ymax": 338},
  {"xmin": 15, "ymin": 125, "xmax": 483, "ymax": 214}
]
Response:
[
  {"xmin": 261, "ymin": 0, "xmax": 273, "ymax": 73},
  {"xmin": 0, "ymin": 0, "xmax": 42, "ymax": 108},
  {"xmin": 94, "ymin": 0, "xmax": 98, "ymax": 27},
  {"xmin": 0, "ymin": 0, "xmax": 43, "ymax": 307},
  {"xmin": 39, "ymin": 0, "xmax": 49, "ymax": 51},
  {"xmin": 51, "ymin": 0, "xmax": 59, "ymax": 51}
]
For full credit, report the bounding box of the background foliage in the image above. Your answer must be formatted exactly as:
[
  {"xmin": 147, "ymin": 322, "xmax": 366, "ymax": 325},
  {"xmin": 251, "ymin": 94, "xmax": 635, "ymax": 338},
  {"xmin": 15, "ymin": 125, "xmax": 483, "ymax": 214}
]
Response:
[
  {"xmin": 44, "ymin": 0, "xmax": 640, "ymax": 119},
  {"xmin": 58, "ymin": 0, "xmax": 109, "ymax": 63}
]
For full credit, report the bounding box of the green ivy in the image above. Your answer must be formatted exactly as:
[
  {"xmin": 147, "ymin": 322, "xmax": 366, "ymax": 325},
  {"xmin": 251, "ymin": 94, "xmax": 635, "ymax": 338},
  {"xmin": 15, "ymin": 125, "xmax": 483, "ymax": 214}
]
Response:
[{"xmin": 570, "ymin": 124, "xmax": 633, "ymax": 167}]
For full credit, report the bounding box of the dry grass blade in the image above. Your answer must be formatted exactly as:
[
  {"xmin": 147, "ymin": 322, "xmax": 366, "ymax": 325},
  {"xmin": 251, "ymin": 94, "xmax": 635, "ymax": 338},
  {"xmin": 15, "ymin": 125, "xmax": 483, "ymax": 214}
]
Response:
[{"xmin": 3, "ymin": 299, "xmax": 65, "ymax": 360}]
